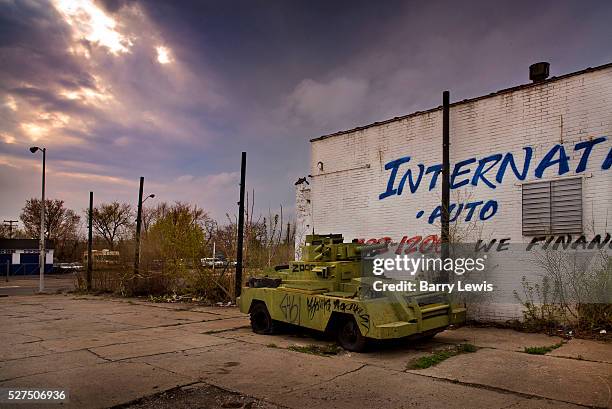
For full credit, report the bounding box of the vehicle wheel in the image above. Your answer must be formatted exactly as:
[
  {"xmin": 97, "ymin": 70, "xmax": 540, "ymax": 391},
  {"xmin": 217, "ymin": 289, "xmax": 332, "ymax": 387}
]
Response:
[
  {"xmin": 337, "ymin": 318, "xmax": 367, "ymax": 352},
  {"xmin": 250, "ymin": 302, "xmax": 276, "ymax": 334}
]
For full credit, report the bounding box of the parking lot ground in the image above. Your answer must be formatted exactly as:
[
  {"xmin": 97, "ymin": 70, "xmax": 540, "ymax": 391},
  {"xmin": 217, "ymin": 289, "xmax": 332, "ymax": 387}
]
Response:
[
  {"xmin": 0, "ymin": 274, "xmax": 75, "ymax": 296},
  {"xmin": 1, "ymin": 294, "xmax": 610, "ymax": 409}
]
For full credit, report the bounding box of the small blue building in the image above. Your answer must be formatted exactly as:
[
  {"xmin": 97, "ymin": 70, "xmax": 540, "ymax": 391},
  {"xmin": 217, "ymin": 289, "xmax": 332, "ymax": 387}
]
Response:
[{"xmin": 0, "ymin": 239, "xmax": 54, "ymax": 275}]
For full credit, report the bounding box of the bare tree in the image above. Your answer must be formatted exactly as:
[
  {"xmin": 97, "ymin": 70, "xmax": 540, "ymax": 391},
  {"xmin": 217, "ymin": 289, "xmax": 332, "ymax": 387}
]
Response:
[
  {"xmin": 213, "ymin": 188, "xmax": 295, "ymax": 267},
  {"xmin": 265, "ymin": 206, "xmax": 281, "ymax": 266},
  {"xmin": 20, "ymin": 199, "xmax": 81, "ymax": 261},
  {"xmin": 216, "ymin": 219, "xmax": 238, "ymax": 262},
  {"xmin": 0, "ymin": 224, "xmax": 26, "ymax": 239},
  {"xmin": 91, "ymin": 202, "xmax": 133, "ymax": 250},
  {"xmin": 142, "ymin": 202, "xmax": 169, "ymax": 234},
  {"xmin": 0, "ymin": 224, "xmax": 8, "ymax": 239},
  {"xmin": 20, "ymin": 198, "xmax": 80, "ymax": 241}
]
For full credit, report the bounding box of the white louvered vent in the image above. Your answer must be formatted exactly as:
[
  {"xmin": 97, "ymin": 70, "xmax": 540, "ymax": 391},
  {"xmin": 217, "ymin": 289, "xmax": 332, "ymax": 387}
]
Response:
[{"xmin": 522, "ymin": 178, "xmax": 582, "ymax": 236}]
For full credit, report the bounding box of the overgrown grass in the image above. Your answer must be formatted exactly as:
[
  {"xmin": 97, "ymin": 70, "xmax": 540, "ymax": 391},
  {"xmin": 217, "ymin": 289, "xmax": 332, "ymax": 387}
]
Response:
[
  {"xmin": 408, "ymin": 343, "xmax": 477, "ymax": 369},
  {"xmin": 287, "ymin": 344, "xmax": 342, "ymax": 356},
  {"xmin": 523, "ymin": 342, "xmax": 564, "ymax": 355}
]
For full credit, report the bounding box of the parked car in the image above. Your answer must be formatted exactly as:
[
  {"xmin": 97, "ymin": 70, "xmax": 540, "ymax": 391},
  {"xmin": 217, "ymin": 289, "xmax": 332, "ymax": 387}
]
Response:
[
  {"xmin": 200, "ymin": 256, "xmax": 228, "ymax": 267},
  {"xmin": 53, "ymin": 262, "xmax": 83, "ymax": 274},
  {"xmin": 200, "ymin": 254, "xmax": 236, "ymax": 267}
]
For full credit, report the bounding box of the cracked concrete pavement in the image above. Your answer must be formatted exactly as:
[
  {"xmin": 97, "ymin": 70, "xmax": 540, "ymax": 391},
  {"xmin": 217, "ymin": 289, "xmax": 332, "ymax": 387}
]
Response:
[{"xmin": 1, "ymin": 294, "xmax": 610, "ymax": 409}]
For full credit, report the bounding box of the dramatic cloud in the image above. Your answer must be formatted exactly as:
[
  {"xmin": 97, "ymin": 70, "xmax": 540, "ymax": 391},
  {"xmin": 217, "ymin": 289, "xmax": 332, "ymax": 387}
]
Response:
[
  {"xmin": 1, "ymin": 0, "xmax": 611, "ymax": 230},
  {"xmin": 0, "ymin": 0, "xmax": 230, "ymax": 223},
  {"xmin": 53, "ymin": 0, "xmax": 133, "ymax": 55},
  {"xmin": 286, "ymin": 77, "xmax": 371, "ymax": 131}
]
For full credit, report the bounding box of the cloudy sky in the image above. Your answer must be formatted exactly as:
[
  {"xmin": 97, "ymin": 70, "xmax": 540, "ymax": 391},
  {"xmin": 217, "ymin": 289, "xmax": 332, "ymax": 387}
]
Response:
[{"xmin": 1, "ymin": 0, "xmax": 611, "ymax": 229}]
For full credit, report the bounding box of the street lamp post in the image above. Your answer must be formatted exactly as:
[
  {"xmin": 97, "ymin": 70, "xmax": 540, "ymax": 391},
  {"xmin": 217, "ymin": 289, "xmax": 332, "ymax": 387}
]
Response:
[
  {"xmin": 142, "ymin": 194, "xmax": 155, "ymax": 204},
  {"xmin": 30, "ymin": 146, "xmax": 46, "ymax": 292}
]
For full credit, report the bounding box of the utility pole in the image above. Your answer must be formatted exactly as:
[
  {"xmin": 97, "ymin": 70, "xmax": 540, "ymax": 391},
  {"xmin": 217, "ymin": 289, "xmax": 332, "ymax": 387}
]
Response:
[
  {"xmin": 134, "ymin": 176, "xmax": 144, "ymax": 277},
  {"xmin": 440, "ymin": 91, "xmax": 450, "ymax": 283},
  {"xmin": 235, "ymin": 152, "xmax": 246, "ymax": 299},
  {"xmin": 3, "ymin": 220, "xmax": 18, "ymax": 238},
  {"xmin": 87, "ymin": 191, "xmax": 93, "ymax": 291}
]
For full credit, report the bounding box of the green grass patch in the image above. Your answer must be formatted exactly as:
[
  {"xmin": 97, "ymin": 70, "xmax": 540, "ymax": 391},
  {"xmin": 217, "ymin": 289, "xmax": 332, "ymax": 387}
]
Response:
[
  {"xmin": 266, "ymin": 343, "xmax": 278, "ymax": 348},
  {"xmin": 287, "ymin": 344, "xmax": 341, "ymax": 356},
  {"xmin": 523, "ymin": 342, "xmax": 563, "ymax": 355},
  {"xmin": 457, "ymin": 343, "xmax": 477, "ymax": 353},
  {"xmin": 408, "ymin": 343, "xmax": 478, "ymax": 370},
  {"xmin": 410, "ymin": 350, "xmax": 455, "ymax": 369}
]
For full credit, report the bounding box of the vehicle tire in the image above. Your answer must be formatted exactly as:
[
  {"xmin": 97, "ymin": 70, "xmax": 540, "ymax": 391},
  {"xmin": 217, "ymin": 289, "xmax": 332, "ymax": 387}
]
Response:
[
  {"xmin": 250, "ymin": 302, "xmax": 276, "ymax": 334},
  {"xmin": 337, "ymin": 318, "xmax": 367, "ymax": 352}
]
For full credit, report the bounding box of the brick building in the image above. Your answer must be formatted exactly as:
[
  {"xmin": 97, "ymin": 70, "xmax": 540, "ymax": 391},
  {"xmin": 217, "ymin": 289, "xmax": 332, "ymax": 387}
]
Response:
[{"xmin": 295, "ymin": 63, "xmax": 612, "ymax": 321}]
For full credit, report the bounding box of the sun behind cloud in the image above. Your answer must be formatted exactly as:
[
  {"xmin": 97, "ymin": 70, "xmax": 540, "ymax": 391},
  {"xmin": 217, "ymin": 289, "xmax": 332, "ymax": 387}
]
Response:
[
  {"xmin": 155, "ymin": 46, "xmax": 173, "ymax": 65},
  {"xmin": 52, "ymin": 0, "xmax": 133, "ymax": 55}
]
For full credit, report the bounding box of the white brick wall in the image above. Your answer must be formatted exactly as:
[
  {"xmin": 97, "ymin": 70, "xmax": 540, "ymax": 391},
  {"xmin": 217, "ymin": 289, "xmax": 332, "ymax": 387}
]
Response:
[
  {"xmin": 295, "ymin": 181, "xmax": 312, "ymax": 260},
  {"xmin": 297, "ymin": 66, "xmax": 612, "ymax": 322}
]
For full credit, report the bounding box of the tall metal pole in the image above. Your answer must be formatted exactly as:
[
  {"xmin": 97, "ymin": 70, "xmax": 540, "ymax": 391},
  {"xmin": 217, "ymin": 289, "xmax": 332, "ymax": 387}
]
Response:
[
  {"xmin": 39, "ymin": 148, "xmax": 46, "ymax": 292},
  {"xmin": 235, "ymin": 152, "xmax": 246, "ymax": 299},
  {"xmin": 441, "ymin": 91, "xmax": 450, "ymax": 282},
  {"xmin": 87, "ymin": 191, "xmax": 93, "ymax": 291},
  {"xmin": 134, "ymin": 177, "xmax": 144, "ymax": 277}
]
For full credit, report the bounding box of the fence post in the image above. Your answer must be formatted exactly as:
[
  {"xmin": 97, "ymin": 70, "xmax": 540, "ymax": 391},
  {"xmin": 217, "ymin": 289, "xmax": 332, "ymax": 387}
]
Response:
[{"xmin": 5, "ymin": 260, "xmax": 8, "ymax": 282}]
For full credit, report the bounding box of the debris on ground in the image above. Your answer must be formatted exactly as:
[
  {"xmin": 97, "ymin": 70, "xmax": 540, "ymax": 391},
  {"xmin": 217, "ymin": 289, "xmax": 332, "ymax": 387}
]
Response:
[{"xmin": 119, "ymin": 383, "xmax": 280, "ymax": 409}]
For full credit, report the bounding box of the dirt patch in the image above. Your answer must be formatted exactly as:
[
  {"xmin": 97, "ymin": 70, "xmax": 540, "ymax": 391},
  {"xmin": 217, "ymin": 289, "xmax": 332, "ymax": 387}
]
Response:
[{"xmin": 117, "ymin": 383, "xmax": 281, "ymax": 409}]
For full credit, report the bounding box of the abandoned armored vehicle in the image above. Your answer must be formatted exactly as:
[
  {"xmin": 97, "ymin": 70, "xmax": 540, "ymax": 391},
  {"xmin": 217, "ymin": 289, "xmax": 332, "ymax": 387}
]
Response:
[{"xmin": 238, "ymin": 234, "xmax": 465, "ymax": 351}]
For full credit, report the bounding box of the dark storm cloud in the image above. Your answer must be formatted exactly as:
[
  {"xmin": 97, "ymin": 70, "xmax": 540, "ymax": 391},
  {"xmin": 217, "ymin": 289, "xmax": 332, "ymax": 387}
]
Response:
[
  {"xmin": 0, "ymin": 2, "xmax": 88, "ymax": 87},
  {"xmin": 10, "ymin": 86, "xmax": 87, "ymax": 114},
  {"xmin": 136, "ymin": 0, "xmax": 612, "ymax": 142},
  {"xmin": 133, "ymin": 0, "xmax": 612, "ymax": 209},
  {"xmin": 1, "ymin": 0, "xmax": 611, "ymax": 226}
]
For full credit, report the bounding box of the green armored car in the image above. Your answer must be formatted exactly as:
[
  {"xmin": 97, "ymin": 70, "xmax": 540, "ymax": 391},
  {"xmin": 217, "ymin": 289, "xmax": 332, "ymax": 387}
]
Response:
[{"xmin": 238, "ymin": 234, "xmax": 466, "ymax": 351}]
